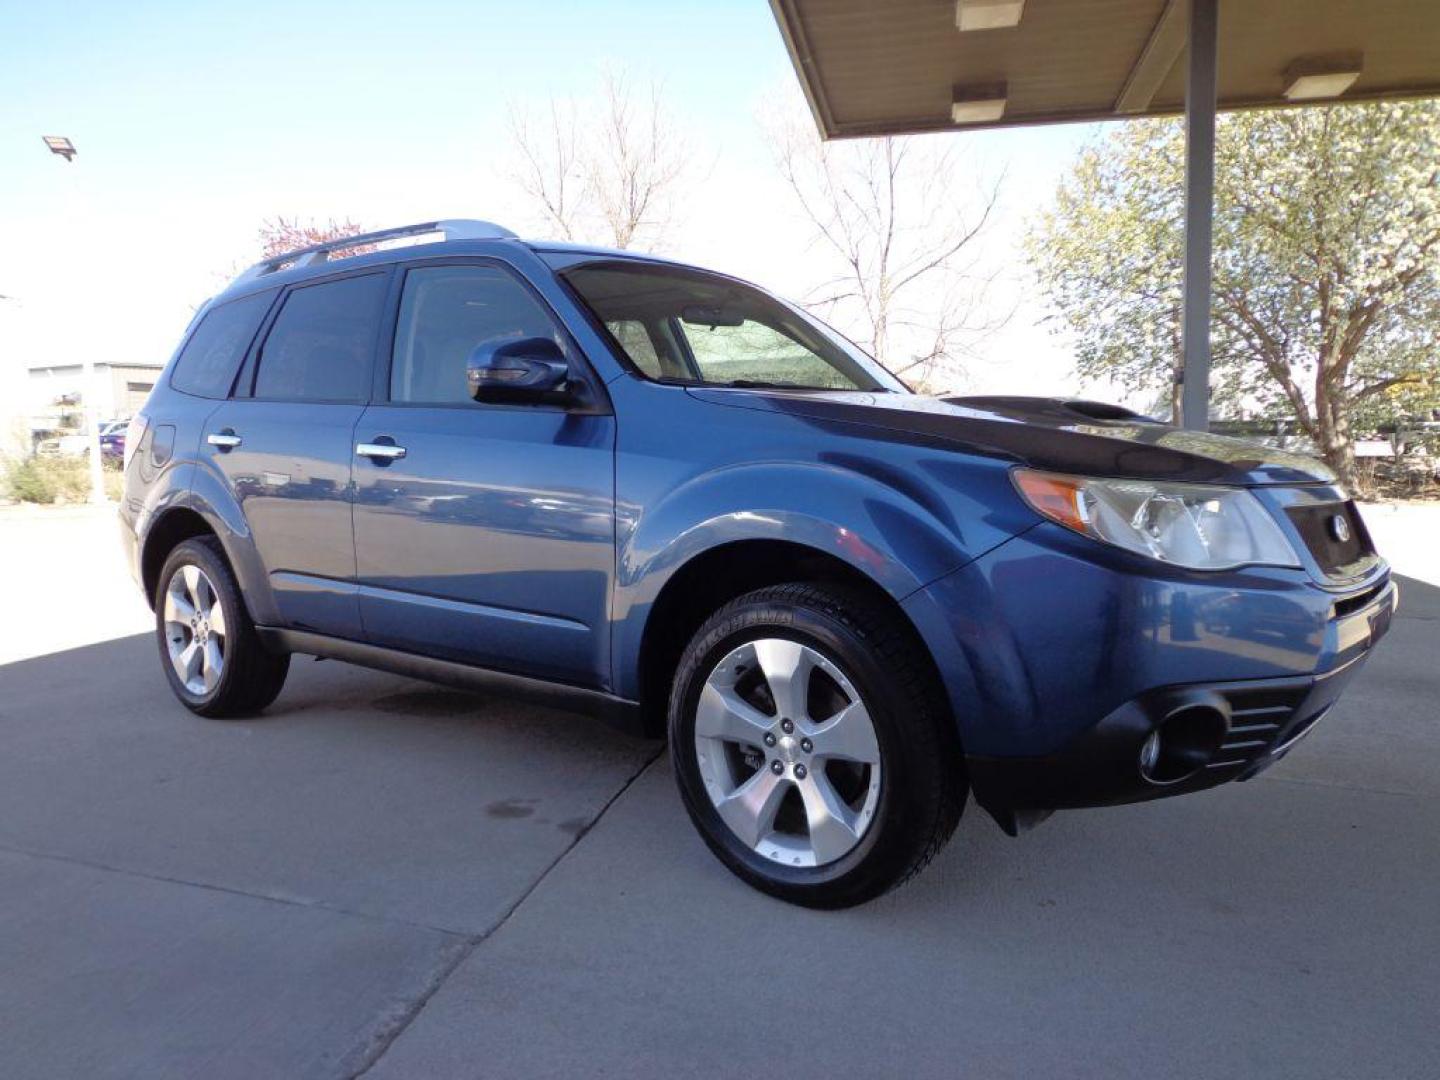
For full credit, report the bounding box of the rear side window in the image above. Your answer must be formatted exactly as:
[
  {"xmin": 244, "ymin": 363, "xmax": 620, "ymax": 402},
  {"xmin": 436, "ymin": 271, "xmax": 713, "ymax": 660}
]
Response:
[
  {"xmin": 169, "ymin": 291, "xmax": 274, "ymax": 398},
  {"xmin": 390, "ymin": 264, "xmax": 564, "ymax": 404},
  {"xmin": 254, "ymin": 274, "xmax": 387, "ymax": 402}
]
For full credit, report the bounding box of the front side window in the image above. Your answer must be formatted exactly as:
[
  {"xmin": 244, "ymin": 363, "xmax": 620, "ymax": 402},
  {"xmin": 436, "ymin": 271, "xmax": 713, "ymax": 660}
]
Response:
[
  {"xmin": 563, "ymin": 261, "xmax": 902, "ymax": 392},
  {"xmin": 605, "ymin": 319, "xmax": 663, "ymax": 379},
  {"xmin": 253, "ymin": 274, "xmax": 387, "ymax": 402},
  {"xmin": 169, "ymin": 290, "xmax": 274, "ymax": 398},
  {"xmin": 391, "ymin": 264, "xmax": 565, "ymax": 404}
]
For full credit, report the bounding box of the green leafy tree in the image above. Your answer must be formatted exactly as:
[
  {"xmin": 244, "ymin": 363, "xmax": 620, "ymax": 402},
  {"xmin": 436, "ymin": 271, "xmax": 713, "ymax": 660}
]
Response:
[{"xmin": 1029, "ymin": 101, "xmax": 1440, "ymax": 489}]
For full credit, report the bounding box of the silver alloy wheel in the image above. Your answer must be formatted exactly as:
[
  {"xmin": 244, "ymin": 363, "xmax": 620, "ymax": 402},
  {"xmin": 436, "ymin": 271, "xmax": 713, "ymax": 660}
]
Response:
[
  {"xmin": 163, "ymin": 564, "xmax": 227, "ymax": 696},
  {"xmin": 694, "ymin": 638, "xmax": 882, "ymax": 868}
]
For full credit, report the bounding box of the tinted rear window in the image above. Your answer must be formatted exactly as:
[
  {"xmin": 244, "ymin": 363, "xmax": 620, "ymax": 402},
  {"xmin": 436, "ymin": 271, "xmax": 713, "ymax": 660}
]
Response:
[
  {"xmin": 169, "ymin": 291, "xmax": 274, "ymax": 399},
  {"xmin": 254, "ymin": 274, "xmax": 387, "ymax": 402}
]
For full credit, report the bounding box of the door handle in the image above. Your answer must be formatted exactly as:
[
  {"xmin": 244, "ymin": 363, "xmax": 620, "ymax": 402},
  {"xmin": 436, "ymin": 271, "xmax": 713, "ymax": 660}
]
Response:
[
  {"xmin": 207, "ymin": 431, "xmax": 242, "ymax": 451},
  {"xmin": 356, "ymin": 441, "xmax": 407, "ymax": 461}
]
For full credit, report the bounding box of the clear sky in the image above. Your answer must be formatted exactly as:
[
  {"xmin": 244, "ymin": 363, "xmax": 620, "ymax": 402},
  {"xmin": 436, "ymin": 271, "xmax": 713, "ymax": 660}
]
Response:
[{"xmin": 0, "ymin": 0, "xmax": 1111, "ymax": 401}]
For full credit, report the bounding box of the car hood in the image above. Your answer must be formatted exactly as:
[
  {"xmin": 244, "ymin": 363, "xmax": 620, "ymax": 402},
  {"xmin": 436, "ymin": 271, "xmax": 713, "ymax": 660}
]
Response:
[{"xmin": 688, "ymin": 390, "xmax": 1335, "ymax": 486}]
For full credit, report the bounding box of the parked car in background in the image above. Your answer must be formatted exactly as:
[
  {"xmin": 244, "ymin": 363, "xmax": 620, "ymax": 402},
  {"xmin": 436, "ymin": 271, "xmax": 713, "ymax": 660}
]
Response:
[
  {"xmin": 33, "ymin": 422, "xmax": 126, "ymax": 459},
  {"xmin": 98, "ymin": 420, "xmax": 128, "ymax": 459},
  {"xmin": 119, "ymin": 220, "xmax": 1396, "ymax": 908}
]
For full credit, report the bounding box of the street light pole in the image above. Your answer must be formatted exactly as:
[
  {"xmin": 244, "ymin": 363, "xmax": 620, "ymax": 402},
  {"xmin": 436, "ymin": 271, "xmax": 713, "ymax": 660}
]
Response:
[{"xmin": 43, "ymin": 135, "xmax": 106, "ymax": 504}]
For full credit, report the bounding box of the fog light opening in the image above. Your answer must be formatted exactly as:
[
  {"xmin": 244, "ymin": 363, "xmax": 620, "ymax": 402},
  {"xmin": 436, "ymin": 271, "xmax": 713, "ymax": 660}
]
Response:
[
  {"xmin": 1140, "ymin": 705, "xmax": 1227, "ymax": 784},
  {"xmin": 1272, "ymin": 707, "xmax": 1329, "ymax": 756}
]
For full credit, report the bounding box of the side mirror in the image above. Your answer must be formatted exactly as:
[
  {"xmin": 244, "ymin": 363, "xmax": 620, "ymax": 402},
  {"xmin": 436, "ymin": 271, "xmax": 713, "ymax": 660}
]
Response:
[{"xmin": 466, "ymin": 337, "xmax": 571, "ymax": 404}]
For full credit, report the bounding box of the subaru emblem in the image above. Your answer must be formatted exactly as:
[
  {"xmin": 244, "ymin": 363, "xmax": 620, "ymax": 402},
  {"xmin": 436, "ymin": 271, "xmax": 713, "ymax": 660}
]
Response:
[{"xmin": 1328, "ymin": 514, "xmax": 1351, "ymax": 544}]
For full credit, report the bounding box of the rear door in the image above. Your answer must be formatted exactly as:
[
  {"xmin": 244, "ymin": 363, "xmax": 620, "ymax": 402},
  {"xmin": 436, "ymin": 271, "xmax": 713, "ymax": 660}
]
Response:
[
  {"xmin": 201, "ymin": 269, "xmax": 390, "ymax": 638},
  {"xmin": 351, "ymin": 259, "xmax": 615, "ymax": 687}
]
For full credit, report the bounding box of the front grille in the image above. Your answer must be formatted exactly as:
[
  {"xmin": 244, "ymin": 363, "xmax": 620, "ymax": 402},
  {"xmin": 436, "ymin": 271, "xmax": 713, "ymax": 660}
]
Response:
[
  {"xmin": 1334, "ymin": 578, "xmax": 1388, "ymax": 618},
  {"xmin": 1285, "ymin": 500, "xmax": 1372, "ymax": 577}
]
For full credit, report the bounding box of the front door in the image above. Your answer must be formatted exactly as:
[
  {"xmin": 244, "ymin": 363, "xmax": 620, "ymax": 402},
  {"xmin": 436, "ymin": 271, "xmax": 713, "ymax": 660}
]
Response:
[
  {"xmin": 202, "ymin": 270, "xmax": 389, "ymax": 638},
  {"xmin": 351, "ymin": 261, "xmax": 615, "ymax": 687}
]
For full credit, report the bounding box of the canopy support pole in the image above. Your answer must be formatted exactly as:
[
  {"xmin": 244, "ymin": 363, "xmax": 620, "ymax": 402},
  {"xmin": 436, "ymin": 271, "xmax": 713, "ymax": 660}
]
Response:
[{"xmin": 1180, "ymin": 0, "xmax": 1217, "ymax": 430}]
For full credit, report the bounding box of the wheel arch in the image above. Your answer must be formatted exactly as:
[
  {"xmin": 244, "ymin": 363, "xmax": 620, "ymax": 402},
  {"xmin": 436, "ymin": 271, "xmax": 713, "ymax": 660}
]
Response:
[
  {"xmin": 629, "ymin": 537, "xmax": 953, "ymax": 740},
  {"xmin": 179, "ymin": 465, "xmax": 279, "ymax": 625},
  {"xmin": 140, "ymin": 507, "xmax": 218, "ymax": 608},
  {"xmin": 140, "ymin": 489, "xmax": 272, "ymax": 625}
]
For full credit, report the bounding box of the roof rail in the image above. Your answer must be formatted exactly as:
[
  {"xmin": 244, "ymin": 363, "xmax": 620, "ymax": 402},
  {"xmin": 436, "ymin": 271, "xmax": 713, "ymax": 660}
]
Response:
[{"xmin": 232, "ymin": 219, "xmax": 517, "ymax": 285}]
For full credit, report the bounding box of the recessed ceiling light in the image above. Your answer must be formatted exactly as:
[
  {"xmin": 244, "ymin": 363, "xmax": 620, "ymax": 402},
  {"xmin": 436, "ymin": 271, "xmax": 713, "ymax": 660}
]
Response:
[
  {"xmin": 956, "ymin": 0, "xmax": 1026, "ymax": 32},
  {"xmin": 951, "ymin": 84, "xmax": 1008, "ymax": 124},
  {"xmin": 1284, "ymin": 54, "xmax": 1363, "ymax": 101}
]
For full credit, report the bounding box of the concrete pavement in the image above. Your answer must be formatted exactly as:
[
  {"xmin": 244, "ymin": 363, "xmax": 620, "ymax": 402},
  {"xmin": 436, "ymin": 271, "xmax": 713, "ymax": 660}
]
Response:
[
  {"xmin": 0, "ymin": 638, "xmax": 659, "ymax": 1078},
  {"xmin": 365, "ymin": 574, "xmax": 1440, "ymax": 1080},
  {"xmin": 1360, "ymin": 500, "xmax": 1440, "ymax": 588},
  {"xmin": 0, "ymin": 505, "xmax": 151, "ymax": 665},
  {"xmin": 0, "ymin": 505, "xmax": 1436, "ymax": 1078}
]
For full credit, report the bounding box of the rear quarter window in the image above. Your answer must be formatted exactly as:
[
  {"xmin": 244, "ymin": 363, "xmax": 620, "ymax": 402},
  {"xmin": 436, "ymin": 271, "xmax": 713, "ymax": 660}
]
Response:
[{"xmin": 169, "ymin": 290, "xmax": 275, "ymax": 399}]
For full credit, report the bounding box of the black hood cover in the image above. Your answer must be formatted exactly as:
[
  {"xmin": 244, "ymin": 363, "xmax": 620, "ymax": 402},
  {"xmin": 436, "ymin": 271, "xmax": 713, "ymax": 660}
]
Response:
[{"xmin": 690, "ymin": 390, "xmax": 1335, "ymax": 486}]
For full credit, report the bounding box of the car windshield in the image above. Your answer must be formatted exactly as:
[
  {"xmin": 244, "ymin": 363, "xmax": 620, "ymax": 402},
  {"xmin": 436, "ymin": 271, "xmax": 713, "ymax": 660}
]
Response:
[{"xmin": 561, "ymin": 261, "xmax": 906, "ymax": 393}]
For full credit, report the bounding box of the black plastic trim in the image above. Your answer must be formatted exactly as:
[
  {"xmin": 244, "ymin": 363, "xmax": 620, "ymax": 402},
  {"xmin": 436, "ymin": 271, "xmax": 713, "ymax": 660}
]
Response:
[
  {"xmin": 966, "ymin": 658, "xmax": 1372, "ymax": 827},
  {"xmin": 256, "ymin": 627, "xmax": 644, "ymax": 736}
]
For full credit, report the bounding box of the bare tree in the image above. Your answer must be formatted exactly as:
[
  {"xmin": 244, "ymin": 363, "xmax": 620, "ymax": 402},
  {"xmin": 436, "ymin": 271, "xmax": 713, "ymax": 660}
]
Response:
[
  {"xmin": 769, "ymin": 110, "xmax": 1005, "ymax": 391},
  {"xmin": 590, "ymin": 74, "xmax": 689, "ymax": 250},
  {"xmin": 506, "ymin": 71, "xmax": 692, "ymax": 250},
  {"xmin": 507, "ymin": 101, "xmax": 584, "ymax": 242}
]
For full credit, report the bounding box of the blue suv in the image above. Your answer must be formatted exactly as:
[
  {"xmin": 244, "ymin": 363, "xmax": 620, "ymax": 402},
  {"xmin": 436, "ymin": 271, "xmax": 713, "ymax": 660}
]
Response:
[{"xmin": 120, "ymin": 220, "xmax": 1396, "ymax": 907}]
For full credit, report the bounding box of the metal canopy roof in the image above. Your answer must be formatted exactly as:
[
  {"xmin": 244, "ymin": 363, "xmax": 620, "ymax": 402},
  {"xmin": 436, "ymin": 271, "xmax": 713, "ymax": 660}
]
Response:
[{"xmin": 771, "ymin": 0, "xmax": 1440, "ymax": 139}]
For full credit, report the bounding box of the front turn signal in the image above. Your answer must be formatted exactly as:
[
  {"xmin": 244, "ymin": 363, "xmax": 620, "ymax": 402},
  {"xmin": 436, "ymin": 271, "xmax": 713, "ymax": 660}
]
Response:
[{"xmin": 1012, "ymin": 470, "xmax": 1088, "ymax": 533}]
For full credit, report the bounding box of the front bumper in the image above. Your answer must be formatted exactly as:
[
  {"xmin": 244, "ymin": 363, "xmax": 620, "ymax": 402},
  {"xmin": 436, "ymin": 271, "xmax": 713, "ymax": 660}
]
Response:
[
  {"xmin": 965, "ymin": 625, "xmax": 1385, "ymax": 820},
  {"xmin": 901, "ymin": 518, "xmax": 1396, "ymax": 827}
]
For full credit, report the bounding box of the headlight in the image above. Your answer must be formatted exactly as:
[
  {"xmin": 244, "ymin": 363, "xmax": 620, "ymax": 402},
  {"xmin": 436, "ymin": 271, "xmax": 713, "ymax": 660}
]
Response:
[{"xmin": 1013, "ymin": 469, "xmax": 1299, "ymax": 570}]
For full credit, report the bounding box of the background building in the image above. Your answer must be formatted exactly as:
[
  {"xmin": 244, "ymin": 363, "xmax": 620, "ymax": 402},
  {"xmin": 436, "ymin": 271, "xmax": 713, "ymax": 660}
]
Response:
[{"xmin": 0, "ymin": 292, "xmax": 160, "ymax": 457}]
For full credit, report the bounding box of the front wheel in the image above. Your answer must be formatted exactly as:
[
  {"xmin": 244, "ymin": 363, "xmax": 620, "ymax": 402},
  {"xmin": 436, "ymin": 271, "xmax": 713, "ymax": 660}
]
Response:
[
  {"xmin": 668, "ymin": 583, "xmax": 966, "ymax": 908},
  {"xmin": 155, "ymin": 537, "xmax": 290, "ymax": 718}
]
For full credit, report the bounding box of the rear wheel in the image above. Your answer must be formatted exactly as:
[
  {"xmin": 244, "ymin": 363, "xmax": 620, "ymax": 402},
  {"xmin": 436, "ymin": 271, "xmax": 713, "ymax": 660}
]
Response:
[
  {"xmin": 155, "ymin": 537, "xmax": 289, "ymax": 717},
  {"xmin": 669, "ymin": 582, "xmax": 966, "ymax": 908}
]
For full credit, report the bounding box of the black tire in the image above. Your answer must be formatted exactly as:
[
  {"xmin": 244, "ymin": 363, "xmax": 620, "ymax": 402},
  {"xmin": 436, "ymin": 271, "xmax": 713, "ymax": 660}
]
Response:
[
  {"xmin": 668, "ymin": 582, "xmax": 966, "ymax": 908},
  {"xmin": 154, "ymin": 536, "xmax": 290, "ymax": 718}
]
